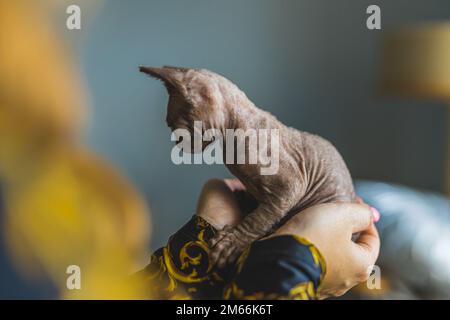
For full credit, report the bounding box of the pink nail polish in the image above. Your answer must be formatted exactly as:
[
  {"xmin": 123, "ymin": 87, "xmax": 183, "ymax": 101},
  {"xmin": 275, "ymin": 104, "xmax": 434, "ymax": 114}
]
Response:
[{"xmin": 370, "ymin": 207, "xmax": 381, "ymax": 223}]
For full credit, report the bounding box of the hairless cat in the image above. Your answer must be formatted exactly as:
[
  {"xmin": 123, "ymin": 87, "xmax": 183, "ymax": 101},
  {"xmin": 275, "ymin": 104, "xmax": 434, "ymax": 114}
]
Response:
[{"xmin": 140, "ymin": 66, "xmax": 356, "ymax": 268}]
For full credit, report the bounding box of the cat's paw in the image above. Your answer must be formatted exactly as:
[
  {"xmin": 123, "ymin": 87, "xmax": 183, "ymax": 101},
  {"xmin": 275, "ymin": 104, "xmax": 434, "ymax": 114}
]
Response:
[{"xmin": 209, "ymin": 226, "xmax": 249, "ymax": 268}]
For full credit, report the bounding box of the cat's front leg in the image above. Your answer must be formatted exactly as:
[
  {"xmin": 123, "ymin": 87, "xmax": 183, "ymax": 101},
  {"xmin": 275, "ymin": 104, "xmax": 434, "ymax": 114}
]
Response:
[{"xmin": 209, "ymin": 205, "xmax": 285, "ymax": 268}]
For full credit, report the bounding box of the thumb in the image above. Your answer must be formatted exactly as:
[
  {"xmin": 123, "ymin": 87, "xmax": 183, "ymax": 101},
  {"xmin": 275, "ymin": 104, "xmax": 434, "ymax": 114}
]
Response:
[{"xmin": 335, "ymin": 203, "xmax": 373, "ymax": 234}]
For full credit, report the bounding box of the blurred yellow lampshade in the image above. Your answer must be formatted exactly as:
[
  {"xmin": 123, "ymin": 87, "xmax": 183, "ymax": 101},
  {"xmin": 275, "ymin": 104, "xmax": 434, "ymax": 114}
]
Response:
[
  {"xmin": 381, "ymin": 22, "xmax": 450, "ymax": 99},
  {"xmin": 381, "ymin": 22, "xmax": 450, "ymax": 196}
]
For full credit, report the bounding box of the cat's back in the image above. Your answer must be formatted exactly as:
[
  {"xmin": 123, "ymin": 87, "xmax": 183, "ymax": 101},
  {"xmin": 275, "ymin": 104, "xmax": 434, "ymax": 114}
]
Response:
[{"xmin": 287, "ymin": 128, "xmax": 356, "ymax": 208}]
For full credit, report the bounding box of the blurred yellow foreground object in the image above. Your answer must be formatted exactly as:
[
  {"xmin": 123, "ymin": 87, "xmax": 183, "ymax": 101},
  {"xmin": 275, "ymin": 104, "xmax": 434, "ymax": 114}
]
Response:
[{"xmin": 0, "ymin": 0, "xmax": 153, "ymax": 299}]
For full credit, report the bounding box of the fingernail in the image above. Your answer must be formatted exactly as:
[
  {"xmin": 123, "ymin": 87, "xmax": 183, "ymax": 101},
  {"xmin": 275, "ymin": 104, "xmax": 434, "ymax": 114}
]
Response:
[{"xmin": 370, "ymin": 207, "xmax": 380, "ymax": 223}]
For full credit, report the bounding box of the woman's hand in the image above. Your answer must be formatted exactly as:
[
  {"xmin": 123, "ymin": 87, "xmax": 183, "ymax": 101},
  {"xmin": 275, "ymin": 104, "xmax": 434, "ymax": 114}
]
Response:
[
  {"xmin": 273, "ymin": 203, "xmax": 380, "ymax": 299},
  {"xmin": 196, "ymin": 179, "xmax": 380, "ymax": 299},
  {"xmin": 196, "ymin": 179, "xmax": 245, "ymax": 230}
]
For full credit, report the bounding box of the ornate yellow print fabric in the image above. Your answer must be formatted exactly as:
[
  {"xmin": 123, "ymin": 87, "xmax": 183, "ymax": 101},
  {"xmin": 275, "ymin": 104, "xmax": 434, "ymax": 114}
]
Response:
[
  {"xmin": 137, "ymin": 216, "xmax": 230, "ymax": 299},
  {"xmin": 138, "ymin": 216, "xmax": 326, "ymax": 300}
]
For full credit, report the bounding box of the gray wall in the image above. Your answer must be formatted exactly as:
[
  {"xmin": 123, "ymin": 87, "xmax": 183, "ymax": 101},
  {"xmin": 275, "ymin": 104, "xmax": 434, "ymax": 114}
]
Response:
[{"xmin": 78, "ymin": 0, "xmax": 450, "ymax": 249}]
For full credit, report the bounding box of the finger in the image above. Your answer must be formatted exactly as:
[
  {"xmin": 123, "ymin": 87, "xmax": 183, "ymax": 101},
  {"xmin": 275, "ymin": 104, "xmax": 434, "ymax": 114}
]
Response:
[
  {"xmin": 197, "ymin": 180, "xmax": 243, "ymax": 228},
  {"xmin": 337, "ymin": 203, "xmax": 373, "ymax": 234},
  {"xmin": 353, "ymin": 223, "xmax": 380, "ymax": 264},
  {"xmin": 224, "ymin": 178, "xmax": 246, "ymax": 192},
  {"xmin": 312, "ymin": 203, "xmax": 373, "ymax": 234}
]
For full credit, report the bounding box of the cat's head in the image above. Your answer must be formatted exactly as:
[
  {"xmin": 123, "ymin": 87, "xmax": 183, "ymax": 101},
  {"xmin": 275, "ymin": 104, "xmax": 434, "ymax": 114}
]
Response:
[{"xmin": 140, "ymin": 66, "xmax": 237, "ymax": 138}]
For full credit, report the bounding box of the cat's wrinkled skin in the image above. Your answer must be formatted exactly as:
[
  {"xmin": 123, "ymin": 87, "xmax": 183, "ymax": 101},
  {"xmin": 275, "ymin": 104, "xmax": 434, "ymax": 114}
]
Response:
[{"xmin": 140, "ymin": 66, "xmax": 356, "ymax": 268}]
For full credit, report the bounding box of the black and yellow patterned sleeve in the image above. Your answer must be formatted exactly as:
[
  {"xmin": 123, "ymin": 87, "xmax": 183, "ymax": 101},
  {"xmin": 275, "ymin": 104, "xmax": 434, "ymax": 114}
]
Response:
[
  {"xmin": 136, "ymin": 215, "xmax": 230, "ymax": 299},
  {"xmin": 137, "ymin": 215, "xmax": 326, "ymax": 300},
  {"xmin": 224, "ymin": 235, "xmax": 326, "ymax": 300}
]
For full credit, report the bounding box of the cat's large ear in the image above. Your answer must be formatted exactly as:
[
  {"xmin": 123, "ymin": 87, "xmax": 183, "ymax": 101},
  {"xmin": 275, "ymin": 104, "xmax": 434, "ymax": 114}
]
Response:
[
  {"xmin": 140, "ymin": 66, "xmax": 212, "ymax": 109},
  {"xmin": 139, "ymin": 66, "xmax": 187, "ymax": 94}
]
